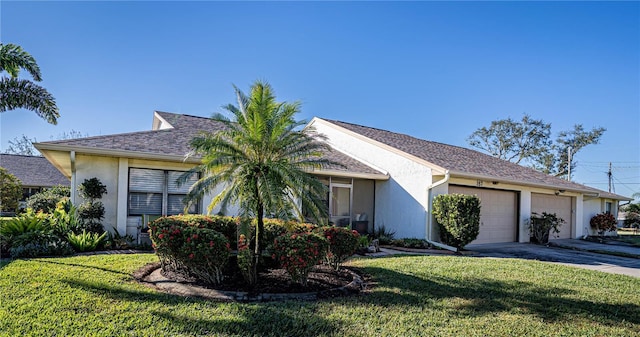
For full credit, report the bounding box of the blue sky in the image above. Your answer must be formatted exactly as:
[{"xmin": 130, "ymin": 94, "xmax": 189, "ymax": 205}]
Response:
[{"xmin": 1, "ymin": 1, "xmax": 638, "ymax": 197}]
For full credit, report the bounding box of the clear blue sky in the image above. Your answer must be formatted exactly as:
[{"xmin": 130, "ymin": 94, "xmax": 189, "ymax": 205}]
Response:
[{"xmin": 1, "ymin": 1, "xmax": 638, "ymax": 197}]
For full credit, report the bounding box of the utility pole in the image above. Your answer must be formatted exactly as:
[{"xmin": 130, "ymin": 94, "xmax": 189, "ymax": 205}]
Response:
[
  {"xmin": 567, "ymin": 147, "xmax": 572, "ymax": 181},
  {"xmin": 608, "ymin": 162, "xmax": 613, "ymax": 193}
]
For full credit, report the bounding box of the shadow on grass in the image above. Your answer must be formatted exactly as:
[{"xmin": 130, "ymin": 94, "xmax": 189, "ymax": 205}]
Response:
[
  {"xmin": 62, "ymin": 278, "xmax": 339, "ymax": 336},
  {"xmin": 358, "ymin": 265, "xmax": 640, "ymax": 327},
  {"xmin": 32, "ymin": 258, "xmax": 132, "ymax": 276},
  {"xmin": 0, "ymin": 259, "xmax": 11, "ymax": 271}
]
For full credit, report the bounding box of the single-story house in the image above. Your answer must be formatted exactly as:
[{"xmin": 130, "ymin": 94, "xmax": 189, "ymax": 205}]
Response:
[
  {"xmin": 34, "ymin": 111, "xmax": 631, "ymax": 246},
  {"xmin": 0, "ymin": 154, "xmax": 70, "ymax": 208}
]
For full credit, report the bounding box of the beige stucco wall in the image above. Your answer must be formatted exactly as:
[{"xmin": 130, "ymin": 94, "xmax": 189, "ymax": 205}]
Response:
[
  {"xmin": 74, "ymin": 154, "xmax": 120, "ymax": 233},
  {"xmin": 352, "ymin": 179, "xmax": 375, "ymax": 233}
]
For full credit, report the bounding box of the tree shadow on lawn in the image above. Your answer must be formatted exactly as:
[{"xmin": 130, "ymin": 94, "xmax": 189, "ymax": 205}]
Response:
[
  {"xmin": 0, "ymin": 259, "xmax": 10, "ymax": 271},
  {"xmin": 359, "ymin": 265, "xmax": 640, "ymax": 327},
  {"xmin": 32, "ymin": 258, "xmax": 132, "ymax": 277},
  {"xmin": 62, "ymin": 278, "xmax": 340, "ymax": 336}
]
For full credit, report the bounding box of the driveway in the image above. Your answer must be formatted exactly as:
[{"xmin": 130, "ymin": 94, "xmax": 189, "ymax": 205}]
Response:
[{"xmin": 466, "ymin": 242, "xmax": 640, "ymax": 278}]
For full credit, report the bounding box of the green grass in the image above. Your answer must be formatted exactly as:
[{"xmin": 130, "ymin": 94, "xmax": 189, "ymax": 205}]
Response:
[{"xmin": 0, "ymin": 254, "xmax": 638, "ymax": 336}]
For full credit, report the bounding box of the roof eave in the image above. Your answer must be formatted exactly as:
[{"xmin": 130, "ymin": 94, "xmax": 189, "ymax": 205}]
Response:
[
  {"xmin": 34, "ymin": 143, "xmax": 201, "ymax": 164},
  {"xmin": 309, "ymin": 168, "xmax": 390, "ymax": 180}
]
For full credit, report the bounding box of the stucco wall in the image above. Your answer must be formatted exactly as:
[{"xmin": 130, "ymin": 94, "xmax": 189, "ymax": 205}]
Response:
[
  {"xmin": 311, "ymin": 120, "xmax": 432, "ymax": 239},
  {"xmin": 74, "ymin": 154, "xmax": 120, "ymax": 233}
]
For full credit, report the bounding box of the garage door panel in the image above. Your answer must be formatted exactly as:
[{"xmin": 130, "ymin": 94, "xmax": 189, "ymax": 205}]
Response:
[
  {"xmin": 448, "ymin": 186, "xmax": 518, "ymax": 244},
  {"xmin": 531, "ymin": 193, "xmax": 572, "ymax": 240}
]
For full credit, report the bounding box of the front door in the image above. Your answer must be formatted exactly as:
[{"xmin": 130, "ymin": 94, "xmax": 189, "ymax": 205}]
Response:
[{"xmin": 330, "ymin": 184, "xmax": 352, "ymax": 227}]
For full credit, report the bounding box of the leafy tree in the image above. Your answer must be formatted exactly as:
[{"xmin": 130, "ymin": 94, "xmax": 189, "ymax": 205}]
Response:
[
  {"xmin": 467, "ymin": 114, "xmax": 605, "ymax": 179},
  {"xmin": 0, "ymin": 43, "xmax": 59, "ymax": 124},
  {"xmin": 5, "ymin": 134, "xmax": 39, "ymax": 156},
  {"xmin": 0, "ymin": 168, "xmax": 22, "ymax": 213},
  {"xmin": 432, "ymin": 194, "xmax": 481, "ymax": 250},
  {"xmin": 180, "ymin": 80, "xmax": 333, "ymax": 284}
]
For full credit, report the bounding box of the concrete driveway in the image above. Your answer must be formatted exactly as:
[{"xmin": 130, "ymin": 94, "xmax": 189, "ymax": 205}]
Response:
[{"xmin": 467, "ymin": 242, "xmax": 640, "ymax": 278}]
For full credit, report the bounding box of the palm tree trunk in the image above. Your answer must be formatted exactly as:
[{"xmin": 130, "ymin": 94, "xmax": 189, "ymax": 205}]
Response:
[{"xmin": 253, "ymin": 202, "xmax": 264, "ymax": 285}]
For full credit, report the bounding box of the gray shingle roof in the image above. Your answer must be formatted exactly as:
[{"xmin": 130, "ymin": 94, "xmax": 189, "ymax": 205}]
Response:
[
  {"xmin": 0, "ymin": 154, "xmax": 69, "ymax": 187},
  {"xmin": 37, "ymin": 112, "xmax": 385, "ymax": 177},
  {"xmin": 322, "ymin": 119, "xmax": 630, "ymax": 199}
]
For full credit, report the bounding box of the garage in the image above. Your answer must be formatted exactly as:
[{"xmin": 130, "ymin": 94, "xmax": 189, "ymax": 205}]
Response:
[
  {"xmin": 531, "ymin": 193, "xmax": 573, "ymax": 240},
  {"xmin": 448, "ymin": 185, "xmax": 518, "ymax": 244}
]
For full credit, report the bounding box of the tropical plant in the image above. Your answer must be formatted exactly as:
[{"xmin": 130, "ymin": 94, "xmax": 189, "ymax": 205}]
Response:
[
  {"xmin": 590, "ymin": 212, "xmax": 617, "ymax": 234},
  {"xmin": 432, "ymin": 194, "xmax": 481, "ymax": 250},
  {"xmin": 528, "ymin": 212, "xmax": 565, "ymax": 244},
  {"xmin": 26, "ymin": 185, "xmax": 70, "ymax": 213},
  {"xmin": 0, "ymin": 43, "xmax": 59, "ymax": 124},
  {"xmin": 48, "ymin": 199, "xmax": 82, "ymax": 237},
  {"xmin": 0, "ymin": 167, "xmax": 22, "ymax": 213},
  {"xmin": 178, "ymin": 80, "xmax": 334, "ymax": 284},
  {"xmin": 67, "ymin": 230, "xmax": 107, "ymax": 252},
  {"xmin": 372, "ymin": 225, "xmax": 396, "ymax": 245},
  {"xmin": 273, "ymin": 232, "xmax": 329, "ymax": 286},
  {"xmin": 105, "ymin": 228, "xmax": 135, "ymax": 250}
]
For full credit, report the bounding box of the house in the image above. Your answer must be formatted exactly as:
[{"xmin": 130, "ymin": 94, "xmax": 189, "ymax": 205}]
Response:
[
  {"xmin": 34, "ymin": 111, "xmax": 631, "ymax": 246},
  {"xmin": 0, "ymin": 154, "xmax": 70, "ymax": 209}
]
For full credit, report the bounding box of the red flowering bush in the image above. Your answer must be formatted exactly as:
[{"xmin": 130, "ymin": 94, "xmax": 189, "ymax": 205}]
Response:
[
  {"xmin": 150, "ymin": 216, "xmax": 230, "ymax": 285},
  {"xmin": 590, "ymin": 213, "xmax": 617, "ymax": 234},
  {"xmin": 320, "ymin": 226, "xmax": 360, "ymax": 270},
  {"xmin": 273, "ymin": 232, "xmax": 329, "ymax": 286},
  {"xmin": 177, "ymin": 214, "xmax": 239, "ymax": 249}
]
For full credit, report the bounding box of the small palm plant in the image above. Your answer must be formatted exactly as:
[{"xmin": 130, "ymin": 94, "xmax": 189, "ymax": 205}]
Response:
[{"xmin": 179, "ymin": 80, "xmax": 334, "ymax": 284}]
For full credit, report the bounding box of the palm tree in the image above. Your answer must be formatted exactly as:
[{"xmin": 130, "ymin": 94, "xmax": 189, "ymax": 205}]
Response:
[
  {"xmin": 180, "ymin": 80, "xmax": 333, "ymax": 283},
  {"xmin": 0, "ymin": 43, "xmax": 59, "ymax": 124}
]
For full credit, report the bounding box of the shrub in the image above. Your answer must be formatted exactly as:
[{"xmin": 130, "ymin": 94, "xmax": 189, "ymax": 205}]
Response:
[
  {"xmin": 590, "ymin": 212, "xmax": 617, "ymax": 234},
  {"xmin": 0, "ymin": 167, "xmax": 22, "ymax": 213},
  {"xmin": 48, "ymin": 199, "xmax": 82, "ymax": 237},
  {"xmin": 432, "ymin": 194, "xmax": 481, "ymax": 250},
  {"xmin": 9, "ymin": 236, "xmax": 74, "ymax": 258},
  {"xmin": 273, "ymin": 232, "xmax": 329, "ymax": 286},
  {"xmin": 150, "ymin": 216, "xmax": 231, "ymax": 285},
  {"xmin": 373, "ymin": 225, "xmax": 396, "ymax": 245},
  {"xmin": 77, "ymin": 178, "xmax": 106, "ymax": 234},
  {"xmin": 105, "ymin": 228, "xmax": 135, "ymax": 250},
  {"xmin": 529, "ymin": 212, "xmax": 564, "ymax": 244},
  {"xmin": 181, "ymin": 214, "xmax": 238, "ymax": 247},
  {"xmin": 391, "ymin": 238, "xmax": 431, "ymax": 249},
  {"xmin": 26, "ymin": 185, "xmax": 70, "ymax": 213},
  {"xmin": 320, "ymin": 226, "xmax": 359, "ymax": 270},
  {"xmin": 67, "ymin": 230, "xmax": 107, "ymax": 252}
]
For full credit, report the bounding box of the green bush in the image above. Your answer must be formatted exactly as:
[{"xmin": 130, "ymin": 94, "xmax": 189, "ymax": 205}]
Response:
[
  {"xmin": 67, "ymin": 230, "xmax": 107, "ymax": 252},
  {"xmin": 432, "ymin": 194, "xmax": 481, "ymax": 250},
  {"xmin": 529, "ymin": 212, "xmax": 564, "ymax": 244},
  {"xmin": 77, "ymin": 178, "xmax": 106, "ymax": 234},
  {"xmin": 77, "ymin": 177, "xmax": 107, "ymax": 200},
  {"xmin": 373, "ymin": 225, "xmax": 396, "ymax": 245},
  {"xmin": 0, "ymin": 167, "xmax": 22, "ymax": 213},
  {"xmin": 8, "ymin": 236, "xmax": 74, "ymax": 258},
  {"xmin": 180, "ymin": 214, "xmax": 238, "ymax": 247},
  {"xmin": 320, "ymin": 226, "xmax": 360, "ymax": 270},
  {"xmin": 105, "ymin": 228, "xmax": 135, "ymax": 250},
  {"xmin": 590, "ymin": 212, "xmax": 617, "ymax": 233},
  {"xmin": 26, "ymin": 185, "xmax": 70, "ymax": 213},
  {"xmin": 273, "ymin": 232, "xmax": 329, "ymax": 286},
  {"xmin": 391, "ymin": 238, "xmax": 431, "ymax": 249},
  {"xmin": 149, "ymin": 216, "xmax": 231, "ymax": 285}
]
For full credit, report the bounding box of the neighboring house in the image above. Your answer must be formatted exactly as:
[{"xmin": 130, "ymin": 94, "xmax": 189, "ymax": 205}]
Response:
[
  {"xmin": 34, "ymin": 111, "xmax": 631, "ymax": 246},
  {"xmin": 0, "ymin": 154, "xmax": 70, "ymax": 208}
]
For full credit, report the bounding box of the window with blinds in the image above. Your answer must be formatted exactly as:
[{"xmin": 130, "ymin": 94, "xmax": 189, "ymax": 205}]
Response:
[{"xmin": 128, "ymin": 168, "xmax": 199, "ymax": 216}]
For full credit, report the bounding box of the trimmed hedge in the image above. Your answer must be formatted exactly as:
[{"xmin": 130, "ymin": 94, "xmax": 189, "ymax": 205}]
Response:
[
  {"xmin": 433, "ymin": 193, "xmax": 481, "ymax": 250},
  {"xmin": 273, "ymin": 232, "xmax": 329, "ymax": 286},
  {"xmin": 320, "ymin": 226, "xmax": 360, "ymax": 270}
]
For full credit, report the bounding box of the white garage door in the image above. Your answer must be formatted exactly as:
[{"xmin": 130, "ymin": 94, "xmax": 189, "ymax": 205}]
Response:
[
  {"xmin": 448, "ymin": 186, "xmax": 518, "ymax": 244},
  {"xmin": 531, "ymin": 193, "xmax": 572, "ymax": 240}
]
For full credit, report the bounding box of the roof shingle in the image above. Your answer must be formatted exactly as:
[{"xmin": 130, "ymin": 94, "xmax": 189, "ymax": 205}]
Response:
[{"xmin": 0, "ymin": 154, "xmax": 69, "ymax": 187}]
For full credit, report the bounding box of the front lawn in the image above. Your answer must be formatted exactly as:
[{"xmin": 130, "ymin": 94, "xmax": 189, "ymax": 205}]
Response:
[{"xmin": 0, "ymin": 254, "xmax": 638, "ymax": 336}]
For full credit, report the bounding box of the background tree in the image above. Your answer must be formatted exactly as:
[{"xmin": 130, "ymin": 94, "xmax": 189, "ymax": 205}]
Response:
[
  {"xmin": 5, "ymin": 135, "xmax": 38, "ymax": 156},
  {"xmin": 467, "ymin": 114, "xmax": 605, "ymax": 179},
  {"xmin": 0, "ymin": 43, "xmax": 59, "ymax": 124},
  {"xmin": 180, "ymin": 80, "xmax": 333, "ymax": 284},
  {"xmin": 0, "ymin": 168, "xmax": 22, "ymax": 213},
  {"xmin": 4, "ymin": 130, "xmax": 89, "ymax": 156}
]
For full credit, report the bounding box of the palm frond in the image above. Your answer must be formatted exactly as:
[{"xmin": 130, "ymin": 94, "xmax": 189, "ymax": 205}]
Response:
[
  {"xmin": 0, "ymin": 43, "xmax": 42, "ymax": 81},
  {"xmin": 0, "ymin": 77, "xmax": 59, "ymax": 124}
]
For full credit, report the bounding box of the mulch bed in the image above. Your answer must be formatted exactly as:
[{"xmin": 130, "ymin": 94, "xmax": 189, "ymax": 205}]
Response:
[{"xmin": 137, "ymin": 256, "xmax": 360, "ymax": 296}]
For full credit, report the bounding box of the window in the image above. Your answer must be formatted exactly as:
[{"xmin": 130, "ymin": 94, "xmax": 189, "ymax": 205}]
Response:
[
  {"xmin": 128, "ymin": 168, "xmax": 199, "ymax": 216},
  {"xmin": 605, "ymin": 202, "xmax": 612, "ymax": 214},
  {"xmin": 21, "ymin": 187, "xmax": 41, "ymax": 202}
]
